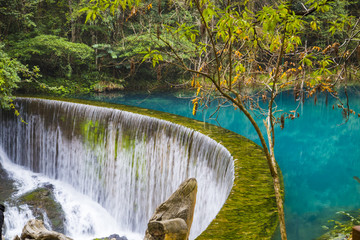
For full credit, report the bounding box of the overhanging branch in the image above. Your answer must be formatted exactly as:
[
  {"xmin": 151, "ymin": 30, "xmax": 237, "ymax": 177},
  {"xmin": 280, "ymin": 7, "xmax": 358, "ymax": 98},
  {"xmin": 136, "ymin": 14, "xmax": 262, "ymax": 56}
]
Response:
[{"xmin": 292, "ymin": 0, "xmax": 334, "ymax": 16}]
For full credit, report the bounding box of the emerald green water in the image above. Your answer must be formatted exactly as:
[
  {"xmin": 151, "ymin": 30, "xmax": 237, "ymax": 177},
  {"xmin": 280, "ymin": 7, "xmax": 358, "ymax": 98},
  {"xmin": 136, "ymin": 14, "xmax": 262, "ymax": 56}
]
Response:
[{"xmin": 77, "ymin": 88, "xmax": 360, "ymax": 240}]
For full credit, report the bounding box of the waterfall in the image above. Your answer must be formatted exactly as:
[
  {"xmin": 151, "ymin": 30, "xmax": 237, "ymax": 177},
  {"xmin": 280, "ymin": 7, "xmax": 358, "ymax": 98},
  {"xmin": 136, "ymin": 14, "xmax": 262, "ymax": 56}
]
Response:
[{"xmin": 0, "ymin": 98, "xmax": 234, "ymax": 239}]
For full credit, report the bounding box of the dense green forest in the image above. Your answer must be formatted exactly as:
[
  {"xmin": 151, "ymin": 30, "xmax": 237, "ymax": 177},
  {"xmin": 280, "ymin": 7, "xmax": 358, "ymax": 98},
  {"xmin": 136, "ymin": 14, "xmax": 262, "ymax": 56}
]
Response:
[
  {"xmin": 1, "ymin": 1, "xmax": 360, "ymax": 239},
  {"xmin": 0, "ymin": 0, "xmax": 359, "ymax": 107},
  {"xmin": 0, "ymin": 0, "xmax": 199, "ymax": 104}
]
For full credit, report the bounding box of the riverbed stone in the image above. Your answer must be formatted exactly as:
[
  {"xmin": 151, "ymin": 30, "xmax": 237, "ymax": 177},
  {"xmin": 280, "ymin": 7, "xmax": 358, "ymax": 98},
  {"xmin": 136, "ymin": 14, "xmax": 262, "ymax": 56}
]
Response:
[{"xmin": 144, "ymin": 178, "xmax": 197, "ymax": 240}]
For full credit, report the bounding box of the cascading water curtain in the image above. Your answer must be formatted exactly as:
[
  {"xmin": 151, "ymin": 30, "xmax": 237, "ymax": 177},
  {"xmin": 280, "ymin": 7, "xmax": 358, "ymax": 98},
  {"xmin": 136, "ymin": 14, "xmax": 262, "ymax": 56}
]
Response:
[{"xmin": 0, "ymin": 98, "xmax": 234, "ymax": 239}]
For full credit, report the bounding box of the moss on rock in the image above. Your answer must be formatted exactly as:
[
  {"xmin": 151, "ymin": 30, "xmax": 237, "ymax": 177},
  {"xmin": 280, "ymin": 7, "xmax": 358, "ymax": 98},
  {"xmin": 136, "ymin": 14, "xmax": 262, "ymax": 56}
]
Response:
[{"xmin": 18, "ymin": 185, "xmax": 65, "ymax": 233}]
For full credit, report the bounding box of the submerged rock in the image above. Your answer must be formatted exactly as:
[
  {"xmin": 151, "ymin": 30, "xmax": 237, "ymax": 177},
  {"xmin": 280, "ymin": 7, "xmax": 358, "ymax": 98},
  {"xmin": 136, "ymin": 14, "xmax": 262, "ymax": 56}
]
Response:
[
  {"xmin": 316, "ymin": 232, "xmax": 350, "ymax": 240},
  {"xmin": 144, "ymin": 178, "xmax": 197, "ymax": 240},
  {"xmin": 94, "ymin": 234, "xmax": 128, "ymax": 240},
  {"xmin": 18, "ymin": 185, "xmax": 65, "ymax": 233},
  {"xmin": 14, "ymin": 219, "xmax": 72, "ymax": 240}
]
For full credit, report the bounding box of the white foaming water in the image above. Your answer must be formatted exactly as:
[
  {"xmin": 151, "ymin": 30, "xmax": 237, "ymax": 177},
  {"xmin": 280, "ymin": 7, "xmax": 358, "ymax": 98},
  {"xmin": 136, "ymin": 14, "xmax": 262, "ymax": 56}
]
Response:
[
  {"xmin": 3, "ymin": 204, "xmax": 34, "ymax": 239},
  {"xmin": 0, "ymin": 98, "xmax": 234, "ymax": 239},
  {"xmin": 0, "ymin": 149, "xmax": 142, "ymax": 240},
  {"xmin": 41, "ymin": 210, "xmax": 53, "ymax": 231}
]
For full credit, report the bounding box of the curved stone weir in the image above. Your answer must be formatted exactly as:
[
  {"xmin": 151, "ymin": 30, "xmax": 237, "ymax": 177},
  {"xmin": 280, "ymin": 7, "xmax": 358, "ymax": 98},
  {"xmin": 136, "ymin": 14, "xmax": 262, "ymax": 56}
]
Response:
[{"xmin": 0, "ymin": 98, "xmax": 235, "ymax": 239}]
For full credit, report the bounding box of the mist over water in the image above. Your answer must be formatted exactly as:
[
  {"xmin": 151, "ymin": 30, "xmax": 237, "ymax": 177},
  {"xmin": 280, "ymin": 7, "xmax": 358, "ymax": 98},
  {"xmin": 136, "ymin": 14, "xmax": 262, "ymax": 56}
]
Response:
[{"xmin": 0, "ymin": 98, "xmax": 234, "ymax": 240}]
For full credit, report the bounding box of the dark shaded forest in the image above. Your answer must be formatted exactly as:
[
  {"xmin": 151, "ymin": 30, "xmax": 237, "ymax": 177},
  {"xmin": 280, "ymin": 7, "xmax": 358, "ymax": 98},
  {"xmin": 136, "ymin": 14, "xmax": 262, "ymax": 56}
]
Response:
[{"xmin": 0, "ymin": 0, "xmax": 359, "ymax": 104}]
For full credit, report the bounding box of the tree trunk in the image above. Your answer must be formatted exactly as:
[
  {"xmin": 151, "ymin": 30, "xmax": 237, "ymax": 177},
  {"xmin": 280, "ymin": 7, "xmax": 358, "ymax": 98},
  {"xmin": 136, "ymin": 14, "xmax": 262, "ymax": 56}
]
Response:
[
  {"xmin": 264, "ymin": 119, "xmax": 287, "ymax": 240},
  {"xmin": 238, "ymin": 100, "xmax": 288, "ymax": 240},
  {"xmin": 215, "ymin": 89, "xmax": 288, "ymax": 240}
]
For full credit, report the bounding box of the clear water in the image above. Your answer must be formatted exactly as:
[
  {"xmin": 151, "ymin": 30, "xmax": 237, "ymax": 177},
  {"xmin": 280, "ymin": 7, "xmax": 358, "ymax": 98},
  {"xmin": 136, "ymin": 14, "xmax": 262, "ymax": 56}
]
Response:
[{"xmin": 77, "ymin": 88, "xmax": 360, "ymax": 240}]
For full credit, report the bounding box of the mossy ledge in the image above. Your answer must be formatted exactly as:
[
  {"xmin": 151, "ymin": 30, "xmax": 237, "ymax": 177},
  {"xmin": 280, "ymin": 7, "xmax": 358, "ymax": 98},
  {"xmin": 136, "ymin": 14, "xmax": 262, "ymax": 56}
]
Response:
[{"xmin": 17, "ymin": 95, "xmax": 280, "ymax": 239}]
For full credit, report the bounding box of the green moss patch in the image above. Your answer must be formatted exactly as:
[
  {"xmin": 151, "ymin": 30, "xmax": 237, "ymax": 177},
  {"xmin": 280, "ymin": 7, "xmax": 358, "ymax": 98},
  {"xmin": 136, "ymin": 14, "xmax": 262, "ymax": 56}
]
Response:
[
  {"xmin": 18, "ymin": 186, "xmax": 65, "ymax": 233},
  {"xmin": 17, "ymin": 95, "xmax": 280, "ymax": 239}
]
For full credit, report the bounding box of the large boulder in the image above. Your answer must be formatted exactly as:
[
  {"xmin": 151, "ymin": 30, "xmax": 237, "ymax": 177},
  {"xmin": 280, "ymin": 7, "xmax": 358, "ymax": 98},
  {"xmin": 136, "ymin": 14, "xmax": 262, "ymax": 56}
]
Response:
[
  {"xmin": 14, "ymin": 219, "xmax": 72, "ymax": 240},
  {"xmin": 144, "ymin": 178, "xmax": 197, "ymax": 240}
]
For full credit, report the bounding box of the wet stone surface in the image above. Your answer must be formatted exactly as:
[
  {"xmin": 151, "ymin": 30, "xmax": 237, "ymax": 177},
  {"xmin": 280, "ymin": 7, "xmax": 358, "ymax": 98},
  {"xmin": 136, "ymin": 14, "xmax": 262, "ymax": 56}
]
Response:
[
  {"xmin": 18, "ymin": 185, "xmax": 65, "ymax": 233},
  {"xmin": 0, "ymin": 163, "xmax": 16, "ymax": 203}
]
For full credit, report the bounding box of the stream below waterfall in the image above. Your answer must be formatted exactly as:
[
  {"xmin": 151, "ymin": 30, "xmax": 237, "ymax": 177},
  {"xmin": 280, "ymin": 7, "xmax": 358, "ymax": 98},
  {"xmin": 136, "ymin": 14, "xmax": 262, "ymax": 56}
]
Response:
[{"xmin": 0, "ymin": 147, "xmax": 143, "ymax": 240}]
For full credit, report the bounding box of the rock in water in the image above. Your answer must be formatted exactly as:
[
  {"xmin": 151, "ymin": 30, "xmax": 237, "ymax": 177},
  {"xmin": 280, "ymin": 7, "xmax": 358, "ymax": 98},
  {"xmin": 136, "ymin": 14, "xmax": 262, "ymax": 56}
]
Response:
[
  {"xmin": 18, "ymin": 186, "xmax": 65, "ymax": 233},
  {"xmin": 15, "ymin": 219, "xmax": 73, "ymax": 240},
  {"xmin": 144, "ymin": 178, "xmax": 197, "ymax": 240},
  {"xmin": 95, "ymin": 234, "xmax": 128, "ymax": 240}
]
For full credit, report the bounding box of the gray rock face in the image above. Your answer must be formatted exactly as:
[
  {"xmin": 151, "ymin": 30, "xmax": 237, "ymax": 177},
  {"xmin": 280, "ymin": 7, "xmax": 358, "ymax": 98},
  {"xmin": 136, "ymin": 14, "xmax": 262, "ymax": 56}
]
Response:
[
  {"xmin": 14, "ymin": 219, "xmax": 73, "ymax": 240},
  {"xmin": 144, "ymin": 178, "xmax": 197, "ymax": 240}
]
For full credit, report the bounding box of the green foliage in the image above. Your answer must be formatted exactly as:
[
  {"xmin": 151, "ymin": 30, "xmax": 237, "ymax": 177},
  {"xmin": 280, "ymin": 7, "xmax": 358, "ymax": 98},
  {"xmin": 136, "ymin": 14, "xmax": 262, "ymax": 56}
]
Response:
[
  {"xmin": 10, "ymin": 34, "xmax": 94, "ymax": 78},
  {"xmin": 328, "ymin": 13, "xmax": 354, "ymax": 36},
  {"xmin": 0, "ymin": 50, "xmax": 22, "ymax": 105},
  {"xmin": 79, "ymin": 0, "xmax": 198, "ymax": 83},
  {"xmin": 256, "ymin": 3, "xmax": 304, "ymax": 53},
  {"xmin": 117, "ymin": 32, "xmax": 196, "ymax": 60},
  {"xmin": 0, "ymin": 0, "xmax": 358, "ymax": 97},
  {"xmin": 142, "ymin": 48, "xmax": 163, "ymax": 67},
  {"xmin": 91, "ymin": 30, "xmax": 196, "ymax": 84},
  {"xmin": 0, "ymin": 0, "xmax": 72, "ymax": 37},
  {"xmin": 19, "ymin": 75, "xmax": 102, "ymax": 96},
  {"xmin": 303, "ymin": 0, "xmax": 352, "ymax": 47},
  {"xmin": 0, "ymin": 45, "xmax": 39, "ymax": 109},
  {"xmin": 80, "ymin": 0, "xmax": 142, "ymax": 23}
]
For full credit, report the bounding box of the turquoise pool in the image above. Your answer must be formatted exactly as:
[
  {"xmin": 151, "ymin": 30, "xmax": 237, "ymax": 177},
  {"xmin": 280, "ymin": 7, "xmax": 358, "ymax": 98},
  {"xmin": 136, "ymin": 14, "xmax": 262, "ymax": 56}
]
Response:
[{"xmin": 77, "ymin": 88, "xmax": 360, "ymax": 240}]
